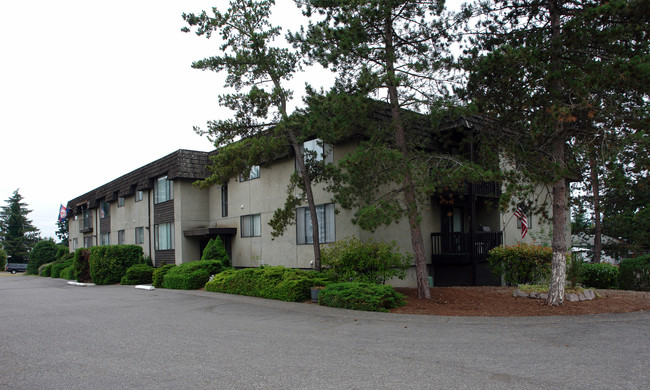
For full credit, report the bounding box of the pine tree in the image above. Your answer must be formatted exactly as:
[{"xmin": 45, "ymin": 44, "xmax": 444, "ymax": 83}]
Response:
[{"xmin": 0, "ymin": 189, "xmax": 40, "ymax": 264}]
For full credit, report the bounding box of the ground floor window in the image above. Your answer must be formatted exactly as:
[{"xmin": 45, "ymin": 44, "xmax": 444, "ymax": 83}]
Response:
[
  {"xmin": 296, "ymin": 203, "xmax": 335, "ymax": 244},
  {"xmin": 84, "ymin": 236, "xmax": 93, "ymax": 248},
  {"xmin": 100, "ymin": 233, "xmax": 110, "ymax": 246},
  {"xmin": 135, "ymin": 227, "xmax": 145, "ymax": 245},
  {"xmin": 155, "ymin": 223, "xmax": 174, "ymax": 250},
  {"xmin": 118, "ymin": 230, "xmax": 125, "ymax": 245},
  {"xmin": 241, "ymin": 214, "xmax": 261, "ymax": 237}
]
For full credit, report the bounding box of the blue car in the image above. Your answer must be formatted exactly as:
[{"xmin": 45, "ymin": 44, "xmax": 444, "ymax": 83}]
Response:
[{"xmin": 5, "ymin": 263, "xmax": 28, "ymax": 274}]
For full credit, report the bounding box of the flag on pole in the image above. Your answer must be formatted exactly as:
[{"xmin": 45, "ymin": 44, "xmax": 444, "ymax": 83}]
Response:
[
  {"xmin": 58, "ymin": 204, "xmax": 68, "ymax": 223},
  {"xmin": 514, "ymin": 208, "xmax": 528, "ymax": 238}
]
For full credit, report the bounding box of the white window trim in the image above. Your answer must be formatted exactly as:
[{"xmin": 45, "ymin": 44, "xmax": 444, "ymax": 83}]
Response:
[
  {"xmin": 296, "ymin": 203, "xmax": 335, "ymax": 245},
  {"xmin": 241, "ymin": 214, "xmax": 261, "ymax": 237}
]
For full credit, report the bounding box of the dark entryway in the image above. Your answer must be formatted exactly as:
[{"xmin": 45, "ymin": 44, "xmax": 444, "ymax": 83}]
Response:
[{"xmin": 183, "ymin": 227, "xmax": 237, "ymax": 261}]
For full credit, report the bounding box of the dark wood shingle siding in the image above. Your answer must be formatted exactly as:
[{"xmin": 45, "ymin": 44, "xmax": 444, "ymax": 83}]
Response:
[{"xmin": 154, "ymin": 200, "xmax": 174, "ymax": 224}]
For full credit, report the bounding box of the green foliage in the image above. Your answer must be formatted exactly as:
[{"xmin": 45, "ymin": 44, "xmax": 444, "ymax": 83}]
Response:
[
  {"xmin": 121, "ymin": 264, "xmax": 155, "ymax": 285},
  {"xmin": 51, "ymin": 259, "xmax": 74, "ymax": 278},
  {"xmin": 73, "ymin": 248, "xmax": 92, "ymax": 283},
  {"xmin": 89, "ymin": 245, "xmax": 143, "ymax": 285},
  {"xmin": 205, "ymin": 266, "xmax": 331, "ymax": 302},
  {"xmin": 0, "ymin": 248, "xmax": 6, "ymax": 271},
  {"xmin": 60, "ymin": 265, "xmax": 75, "ymax": 280},
  {"xmin": 162, "ymin": 260, "xmax": 227, "ymax": 290},
  {"xmin": 321, "ymin": 237, "xmax": 412, "ymax": 284},
  {"xmin": 1, "ymin": 189, "xmax": 40, "ymax": 264},
  {"xmin": 55, "ymin": 245, "xmax": 69, "ymax": 260},
  {"xmin": 40, "ymin": 263, "xmax": 53, "ymax": 277},
  {"xmin": 487, "ymin": 244, "xmax": 554, "ymax": 285},
  {"xmin": 618, "ymin": 256, "xmax": 650, "ymax": 291},
  {"xmin": 152, "ymin": 264, "xmax": 176, "ymax": 288},
  {"xmin": 581, "ymin": 263, "xmax": 619, "ymax": 289},
  {"xmin": 566, "ymin": 253, "xmax": 584, "ymax": 287},
  {"xmin": 27, "ymin": 240, "xmax": 58, "ymax": 274},
  {"xmin": 317, "ymin": 282, "xmax": 406, "ymax": 313},
  {"xmin": 201, "ymin": 237, "xmax": 230, "ymax": 266}
]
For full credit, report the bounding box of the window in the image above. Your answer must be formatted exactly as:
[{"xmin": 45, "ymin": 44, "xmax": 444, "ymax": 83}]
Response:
[
  {"xmin": 118, "ymin": 197, "xmax": 125, "ymax": 207},
  {"xmin": 72, "ymin": 238, "xmax": 78, "ymax": 250},
  {"xmin": 135, "ymin": 191, "xmax": 144, "ymax": 202},
  {"xmin": 154, "ymin": 176, "xmax": 173, "ymax": 204},
  {"xmin": 241, "ymin": 214, "xmax": 261, "ymax": 237},
  {"xmin": 239, "ymin": 165, "xmax": 260, "ymax": 181},
  {"xmin": 84, "ymin": 236, "xmax": 93, "ymax": 248},
  {"xmin": 155, "ymin": 222, "xmax": 174, "ymax": 250},
  {"xmin": 296, "ymin": 203, "xmax": 335, "ymax": 244},
  {"xmin": 101, "ymin": 233, "xmax": 110, "ymax": 246},
  {"xmin": 516, "ymin": 207, "xmax": 533, "ymax": 230},
  {"xmin": 118, "ymin": 230, "xmax": 125, "ymax": 245},
  {"xmin": 100, "ymin": 201, "xmax": 110, "ymax": 219},
  {"xmin": 297, "ymin": 139, "xmax": 333, "ymax": 171},
  {"xmin": 80, "ymin": 208, "xmax": 92, "ymax": 231},
  {"xmin": 135, "ymin": 227, "xmax": 145, "ymax": 245},
  {"xmin": 221, "ymin": 185, "xmax": 228, "ymax": 217}
]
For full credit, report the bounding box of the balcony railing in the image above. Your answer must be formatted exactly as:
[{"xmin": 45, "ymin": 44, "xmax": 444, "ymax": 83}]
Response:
[{"xmin": 431, "ymin": 231, "xmax": 503, "ymax": 263}]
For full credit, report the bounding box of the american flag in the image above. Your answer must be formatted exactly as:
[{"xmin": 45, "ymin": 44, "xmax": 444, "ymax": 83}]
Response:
[{"xmin": 514, "ymin": 208, "xmax": 528, "ymax": 238}]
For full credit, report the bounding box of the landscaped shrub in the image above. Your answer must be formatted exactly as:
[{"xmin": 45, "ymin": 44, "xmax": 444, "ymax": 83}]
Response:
[
  {"xmin": 152, "ymin": 264, "xmax": 176, "ymax": 288},
  {"xmin": 28, "ymin": 240, "xmax": 58, "ymax": 274},
  {"xmin": 205, "ymin": 266, "xmax": 331, "ymax": 302},
  {"xmin": 51, "ymin": 259, "xmax": 74, "ymax": 278},
  {"xmin": 162, "ymin": 260, "xmax": 227, "ymax": 290},
  {"xmin": 0, "ymin": 248, "xmax": 7, "ymax": 271},
  {"xmin": 317, "ymin": 282, "xmax": 406, "ymax": 312},
  {"xmin": 487, "ymin": 243, "xmax": 555, "ymax": 285},
  {"xmin": 566, "ymin": 253, "xmax": 584, "ymax": 287},
  {"xmin": 121, "ymin": 264, "xmax": 155, "ymax": 285},
  {"xmin": 618, "ymin": 255, "xmax": 650, "ymax": 291},
  {"xmin": 201, "ymin": 237, "xmax": 230, "ymax": 266},
  {"xmin": 581, "ymin": 263, "xmax": 619, "ymax": 289},
  {"xmin": 321, "ymin": 237, "xmax": 412, "ymax": 284},
  {"xmin": 73, "ymin": 248, "xmax": 92, "ymax": 283},
  {"xmin": 55, "ymin": 245, "xmax": 69, "ymax": 260},
  {"xmin": 60, "ymin": 265, "xmax": 75, "ymax": 280},
  {"xmin": 40, "ymin": 263, "xmax": 54, "ymax": 277},
  {"xmin": 89, "ymin": 245, "xmax": 143, "ymax": 285}
]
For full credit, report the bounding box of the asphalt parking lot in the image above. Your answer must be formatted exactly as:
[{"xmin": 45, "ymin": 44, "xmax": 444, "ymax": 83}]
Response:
[{"xmin": 1, "ymin": 275, "xmax": 648, "ymax": 389}]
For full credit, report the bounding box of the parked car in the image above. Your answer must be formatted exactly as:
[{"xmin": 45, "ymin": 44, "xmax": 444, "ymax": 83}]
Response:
[{"xmin": 5, "ymin": 263, "xmax": 28, "ymax": 274}]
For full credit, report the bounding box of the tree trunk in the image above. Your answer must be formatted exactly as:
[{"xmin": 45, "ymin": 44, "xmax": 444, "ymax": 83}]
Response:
[
  {"xmin": 590, "ymin": 154, "xmax": 602, "ymax": 263},
  {"xmin": 384, "ymin": 12, "xmax": 431, "ymax": 299}
]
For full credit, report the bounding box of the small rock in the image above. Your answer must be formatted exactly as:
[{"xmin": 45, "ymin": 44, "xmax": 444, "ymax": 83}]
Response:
[
  {"xmin": 583, "ymin": 289, "xmax": 596, "ymax": 300},
  {"xmin": 566, "ymin": 293, "xmax": 579, "ymax": 302},
  {"xmin": 578, "ymin": 293, "xmax": 587, "ymax": 301},
  {"xmin": 529, "ymin": 291, "xmax": 540, "ymax": 299},
  {"xmin": 540, "ymin": 293, "xmax": 548, "ymax": 300},
  {"xmin": 513, "ymin": 290, "xmax": 529, "ymax": 298}
]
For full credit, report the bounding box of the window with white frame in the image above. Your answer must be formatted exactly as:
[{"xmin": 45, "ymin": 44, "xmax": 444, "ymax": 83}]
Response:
[
  {"xmin": 101, "ymin": 233, "xmax": 110, "ymax": 246},
  {"xmin": 154, "ymin": 176, "xmax": 173, "ymax": 204},
  {"xmin": 155, "ymin": 223, "xmax": 174, "ymax": 250},
  {"xmin": 296, "ymin": 203, "xmax": 335, "ymax": 244},
  {"xmin": 118, "ymin": 230, "xmax": 125, "ymax": 245},
  {"xmin": 135, "ymin": 190, "xmax": 144, "ymax": 202},
  {"xmin": 72, "ymin": 238, "xmax": 78, "ymax": 250},
  {"xmin": 296, "ymin": 139, "xmax": 333, "ymax": 172},
  {"xmin": 135, "ymin": 227, "xmax": 145, "ymax": 245},
  {"xmin": 239, "ymin": 165, "xmax": 260, "ymax": 181},
  {"xmin": 241, "ymin": 214, "xmax": 261, "ymax": 237}
]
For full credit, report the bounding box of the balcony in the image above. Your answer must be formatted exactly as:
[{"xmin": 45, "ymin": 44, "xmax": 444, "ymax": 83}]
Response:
[{"xmin": 431, "ymin": 231, "xmax": 503, "ymax": 264}]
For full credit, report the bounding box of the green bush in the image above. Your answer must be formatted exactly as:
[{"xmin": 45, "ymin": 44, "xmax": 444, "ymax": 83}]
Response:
[
  {"xmin": 0, "ymin": 248, "xmax": 7, "ymax": 271},
  {"xmin": 121, "ymin": 264, "xmax": 155, "ymax": 285},
  {"xmin": 321, "ymin": 237, "xmax": 412, "ymax": 284},
  {"xmin": 60, "ymin": 265, "xmax": 75, "ymax": 280},
  {"xmin": 487, "ymin": 243, "xmax": 555, "ymax": 285},
  {"xmin": 51, "ymin": 259, "xmax": 74, "ymax": 278},
  {"xmin": 318, "ymin": 282, "xmax": 406, "ymax": 312},
  {"xmin": 618, "ymin": 255, "xmax": 650, "ymax": 291},
  {"xmin": 581, "ymin": 263, "xmax": 619, "ymax": 289},
  {"xmin": 201, "ymin": 237, "xmax": 230, "ymax": 266},
  {"xmin": 205, "ymin": 266, "xmax": 331, "ymax": 302},
  {"xmin": 73, "ymin": 248, "xmax": 92, "ymax": 283},
  {"xmin": 55, "ymin": 245, "xmax": 69, "ymax": 260},
  {"xmin": 566, "ymin": 253, "xmax": 584, "ymax": 287},
  {"xmin": 162, "ymin": 260, "xmax": 227, "ymax": 290},
  {"xmin": 152, "ymin": 264, "xmax": 176, "ymax": 288},
  {"xmin": 89, "ymin": 245, "xmax": 143, "ymax": 285},
  {"xmin": 28, "ymin": 240, "xmax": 58, "ymax": 274},
  {"xmin": 40, "ymin": 263, "xmax": 53, "ymax": 277}
]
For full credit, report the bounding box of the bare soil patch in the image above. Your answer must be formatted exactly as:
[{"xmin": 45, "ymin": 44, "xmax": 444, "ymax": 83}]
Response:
[{"xmin": 390, "ymin": 286, "xmax": 650, "ymax": 316}]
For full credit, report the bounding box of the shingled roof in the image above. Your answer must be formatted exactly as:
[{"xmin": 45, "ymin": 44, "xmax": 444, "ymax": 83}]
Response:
[{"xmin": 67, "ymin": 149, "xmax": 210, "ymax": 212}]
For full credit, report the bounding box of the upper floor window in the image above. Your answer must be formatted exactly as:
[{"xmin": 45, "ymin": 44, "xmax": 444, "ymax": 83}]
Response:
[
  {"xmin": 155, "ymin": 222, "xmax": 174, "ymax": 250},
  {"xmin": 240, "ymin": 165, "xmax": 260, "ymax": 182},
  {"xmin": 221, "ymin": 185, "xmax": 228, "ymax": 217},
  {"xmin": 135, "ymin": 190, "xmax": 144, "ymax": 202},
  {"xmin": 100, "ymin": 201, "xmax": 110, "ymax": 219},
  {"xmin": 296, "ymin": 203, "xmax": 335, "ymax": 245},
  {"xmin": 296, "ymin": 139, "xmax": 333, "ymax": 172},
  {"xmin": 80, "ymin": 208, "xmax": 92, "ymax": 231},
  {"xmin": 241, "ymin": 214, "xmax": 261, "ymax": 237},
  {"xmin": 154, "ymin": 176, "xmax": 173, "ymax": 204},
  {"xmin": 118, "ymin": 197, "xmax": 125, "ymax": 207}
]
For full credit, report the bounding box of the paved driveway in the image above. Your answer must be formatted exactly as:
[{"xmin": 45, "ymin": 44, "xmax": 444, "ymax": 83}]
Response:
[{"xmin": 1, "ymin": 276, "xmax": 648, "ymax": 389}]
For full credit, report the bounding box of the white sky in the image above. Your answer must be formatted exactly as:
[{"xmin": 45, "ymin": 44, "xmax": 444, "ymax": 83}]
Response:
[{"xmin": 0, "ymin": 0, "xmax": 463, "ymax": 240}]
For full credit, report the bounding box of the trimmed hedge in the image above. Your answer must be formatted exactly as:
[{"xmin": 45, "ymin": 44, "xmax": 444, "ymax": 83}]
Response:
[
  {"xmin": 121, "ymin": 264, "xmax": 155, "ymax": 285},
  {"xmin": 487, "ymin": 243, "xmax": 555, "ymax": 285},
  {"xmin": 205, "ymin": 266, "xmax": 331, "ymax": 302},
  {"xmin": 51, "ymin": 259, "xmax": 74, "ymax": 278},
  {"xmin": 321, "ymin": 237, "xmax": 412, "ymax": 284},
  {"xmin": 162, "ymin": 260, "xmax": 227, "ymax": 290},
  {"xmin": 201, "ymin": 237, "xmax": 230, "ymax": 266},
  {"xmin": 89, "ymin": 245, "xmax": 143, "ymax": 285},
  {"xmin": 619, "ymin": 256, "xmax": 650, "ymax": 291},
  {"xmin": 152, "ymin": 264, "xmax": 176, "ymax": 288},
  {"xmin": 28, "ymin": 240, "xmax": 58, "ymax": 275},
  {"xmin": 40, "ymin": 263, "xmax": 54, "ymax": 277},
  {"xmin": 581, "ymin": 263, "xmax": 619, "ymax": 289},
  {"xmin": 60, "ymin": 265, "xmax": 75, "ymax": 280},
  {"xmin": 317, "ymin": 282, "xmax": 406, "ymax": 312},
  {"xmin": 73, "ymin": 248, "xmax": 92, "ymax": 283}
]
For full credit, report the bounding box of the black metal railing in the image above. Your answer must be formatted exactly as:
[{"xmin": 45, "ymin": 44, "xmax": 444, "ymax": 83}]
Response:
[{"xmin": 431, "ymin": 231, "xmax": 503, "ymax": 263}]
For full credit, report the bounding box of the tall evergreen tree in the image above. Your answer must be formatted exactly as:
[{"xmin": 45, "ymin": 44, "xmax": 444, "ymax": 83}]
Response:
[
  {"xmin": 0, "ymin": 189, "xmax": 40, "ymax": 264},
  {"xmin": 463, "ymin": 0, "xmax": 649, "ymax": 304},
  {"xmin": 182, "ymin": 0, "xmax": 328, "ymax": 270}
]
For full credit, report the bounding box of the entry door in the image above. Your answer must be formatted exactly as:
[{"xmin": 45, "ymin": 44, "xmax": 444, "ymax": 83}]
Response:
[{"xmin": 442, "ymin": 206, "xmax": 465, "ymax": 253}]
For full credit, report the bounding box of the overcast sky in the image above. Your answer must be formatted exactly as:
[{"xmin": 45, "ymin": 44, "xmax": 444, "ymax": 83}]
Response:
[{"xmin": 1, "ymin": 0, "xmax": 463, "ymax": 240}]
